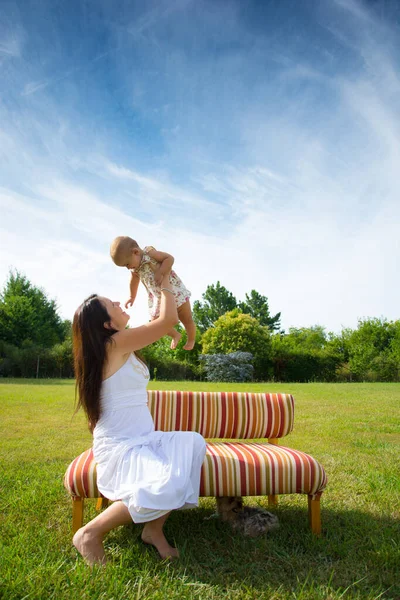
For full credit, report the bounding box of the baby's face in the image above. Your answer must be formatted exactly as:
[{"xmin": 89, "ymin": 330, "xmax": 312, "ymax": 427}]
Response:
[{"xmin": 123, "ymin": 248, "xmax": 141, "ymax": 270}]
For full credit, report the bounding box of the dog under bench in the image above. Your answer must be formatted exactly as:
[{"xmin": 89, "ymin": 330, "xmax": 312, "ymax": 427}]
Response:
[{"xmin": 64, "ymin": 391, "xmax": 327, "ymax": 534}]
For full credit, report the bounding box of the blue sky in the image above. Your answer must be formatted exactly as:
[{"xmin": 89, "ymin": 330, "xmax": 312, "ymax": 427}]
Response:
[{"xmin": 1, "ymin": 0, "xmax": 399, "ymax": 332}]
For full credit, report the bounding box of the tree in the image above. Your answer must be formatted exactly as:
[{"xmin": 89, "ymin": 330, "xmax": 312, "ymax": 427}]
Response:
[
  {"xmin": 283, "ymin": 325, "xmax": 328, "ymax": 350},
  {"xmin": 0, "ymin": 270, "xmax": 64, "ymax": 348},
  {"xmin": 239, "ymin": 290, "xmax": 281, "ymax": 331},
  {"xmin": 347, "ymin": 318, "xmax": 400, "ymax": 381},
  {"xmin": 271, "ymin": 332, "xmax": 341, "ymax": 382},
  {"xmin": 201, "ymin": 309, "xmax": 272, "ymax": 379},
  {"xmin": 194, "ymin": 283, "xmax": 282, "ymax": 334},
  {"xmin": 50, "ymin": 339, "xmax": 73, "ymax": 377},
  {"xmin": 326, "ymin": 328, "xmax": 352, "ymax": 362},
  {"xmin": 193, "ymin": 282, "xmax": 237, "ymax": 332},
  {"xmin": 61, "ymin": 319, "xmax": 72, "ymax": 340}
]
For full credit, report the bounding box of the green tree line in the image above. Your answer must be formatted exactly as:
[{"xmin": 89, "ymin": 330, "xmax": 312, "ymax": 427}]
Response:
[
  {"xmin": 0, "ymin": 271, "xmax": 73, "ymax": 378},
  {"xmin": 1, "ymin": 271, "xmax": 399, "ymax": 382}
]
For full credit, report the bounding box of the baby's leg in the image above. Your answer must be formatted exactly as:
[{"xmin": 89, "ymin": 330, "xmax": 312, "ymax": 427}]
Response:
[
  {"xmin": 151, "ymin": 315, "xmax": 181, "ymax": 349},
  {"xmin": 167, "ymin": 327, "xmax": 182, "ymax": 350},
  {"xmin": 177, "ymin": 301, "xmax": 196, "ymax": 351}
]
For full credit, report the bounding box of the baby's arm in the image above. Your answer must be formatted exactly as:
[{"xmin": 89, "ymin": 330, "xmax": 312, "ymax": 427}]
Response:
[
  {"xmin": 146, "ymin": 248, "xmax": 174, "ymax": 286},
  {"xmin": 125, "ymin": 272, "xmax": 140, "ymax": 309}
]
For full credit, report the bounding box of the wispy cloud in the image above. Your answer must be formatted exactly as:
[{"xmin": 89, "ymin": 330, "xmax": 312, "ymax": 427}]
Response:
[
  {"xmin": 105, "ymin": 160, "xmax": 224, "ymax": 215},
  {"xmin": 21, "ymin": 80, "xmax": 49, "ymax": 96},
  {"xmin": 126, "ymin": 0, "xmax": 192, "ymax": 38},
  {"xmin": 0, "ymin": 34, "xmax": 22, "ymax": 58}
]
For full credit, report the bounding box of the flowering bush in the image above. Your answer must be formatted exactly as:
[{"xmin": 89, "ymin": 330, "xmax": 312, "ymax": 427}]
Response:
[{"xmin": 199, "ymin": 351, "xmax": 254, "ymax": 382}]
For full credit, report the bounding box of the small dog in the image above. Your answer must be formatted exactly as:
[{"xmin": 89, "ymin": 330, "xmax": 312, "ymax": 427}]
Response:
[{"xmin": 216, "ymin": 496, "xmax": 279, "ymax": 538}]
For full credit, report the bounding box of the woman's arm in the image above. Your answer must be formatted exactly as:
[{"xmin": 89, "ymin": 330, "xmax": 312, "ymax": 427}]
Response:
[{"xmin": 113, "ymin": 272, "xmax": 178, "ymax": 353}]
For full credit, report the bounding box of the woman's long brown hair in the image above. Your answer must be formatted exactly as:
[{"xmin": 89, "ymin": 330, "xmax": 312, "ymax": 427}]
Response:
[{"xmin": 72, "ymin": 294, "xmax": 117, "ymax": 430}]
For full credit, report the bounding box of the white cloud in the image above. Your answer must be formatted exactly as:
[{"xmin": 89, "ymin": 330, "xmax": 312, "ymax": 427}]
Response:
[
  {"xmin": 0, "ymin": 183, "xmax": 161, "ymax": 323},
  {"xmin": 1, "ymin": 0, "xmax": 399, "ymax": 334}
]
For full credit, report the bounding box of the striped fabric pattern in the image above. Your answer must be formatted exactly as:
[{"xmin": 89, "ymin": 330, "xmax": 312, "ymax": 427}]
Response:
[
  {"xmin": 64, "ymin": 449, "xmax": 100, "ymax": 499},
  {"xmin": 64, "ymin": 442, "xmax": 327, "ymax": 499},
  {"xmin": 201, "ymin": 442, "xmax": 327, "ymax": 497},
  {"xmin": 64, "ymin": 391, "xmax": 327, "ymax": 501},
  {"xmin": 147, "ymin": 391, "xmax": 294, "ymax": 439}
]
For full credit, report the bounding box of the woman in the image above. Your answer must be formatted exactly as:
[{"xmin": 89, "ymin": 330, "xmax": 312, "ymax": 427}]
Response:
[{"xmin": 72, "ymin": 268, "xmax": 206, "ymax": 565}]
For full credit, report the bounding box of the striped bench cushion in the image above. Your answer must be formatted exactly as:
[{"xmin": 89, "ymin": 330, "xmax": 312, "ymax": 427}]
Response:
[
  {"xmin": 202, "ymin": 442, "xmax": 327, "ymax": 497},
  {"xmin": 64, "ymin": 442, "xmax": 327, "ymax": 499},
  {"xmin": 147, "ymin": 391, "xmax": 294, "ymax": 439}
]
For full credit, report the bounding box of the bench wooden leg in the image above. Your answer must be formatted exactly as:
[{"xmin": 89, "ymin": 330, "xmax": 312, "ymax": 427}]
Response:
[
  {"xmin": 96, "ymin": 497, "xmax": 109, "ymax": 511},
  {"xmin": 267, "ymin": 440, "xmax": 279, "ymax": 508},
  {"xmin": 308, "ymin": 493, "xmax": 321, "ymax": 535},
  {"xmin": 72, "ymin": 497, "xmax": 84, "ymax": 534}
]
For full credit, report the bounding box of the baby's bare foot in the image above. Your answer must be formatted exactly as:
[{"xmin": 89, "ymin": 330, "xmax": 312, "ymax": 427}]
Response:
[
  {"xmin": 73, "ymin": 527, "xmax": 106, "ymax": 566},
  {"xmin": 141, "ymin": 530, "xmax": 179, "ymax": 560},
  {"xmin": 183, "ymin": 339, "xmax": 195, "ymax": 351},
  {"xmin": 170, "ymin": 331, "xmax": 182, "ymax": 350}
]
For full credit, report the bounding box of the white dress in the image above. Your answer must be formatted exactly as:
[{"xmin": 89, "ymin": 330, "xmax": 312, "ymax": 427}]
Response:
[{"xmin": 93, "ymin": 353, "xmax": 206, "ymax": 523}]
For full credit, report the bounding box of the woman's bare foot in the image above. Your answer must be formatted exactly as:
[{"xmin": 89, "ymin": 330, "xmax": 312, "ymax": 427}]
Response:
[
  {"xmin": 141, "ymin": 527, "xmax": 179, "ymax": 560},
  {"xmin": 73, "ymin": 527, "xmax": 106, "ymax": 566},
  {"xmin": 170, "ymin": 330, "xmax": 182, "ymax": 350},
  {"xmin": 183, "ymin": 338, "xmax": 195, "ymax": 351}
]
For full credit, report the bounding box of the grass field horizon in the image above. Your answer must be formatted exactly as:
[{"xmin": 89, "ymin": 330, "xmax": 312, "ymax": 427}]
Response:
[{"xmin": 1, "ymin": 380, "xmax": 399, "ymax": 600}]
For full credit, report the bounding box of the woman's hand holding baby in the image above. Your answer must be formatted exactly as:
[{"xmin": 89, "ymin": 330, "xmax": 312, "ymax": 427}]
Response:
[
  {"xmin": 154, "ymin": 255, "xmax": 174, "ymax": 286},
  {"xmin": 154, "ymin": 267, "xmax": 164, "ymax": 286},
  {"xmin": 160, "ymin": 267, "xmax": 173, "ymax": 286}
]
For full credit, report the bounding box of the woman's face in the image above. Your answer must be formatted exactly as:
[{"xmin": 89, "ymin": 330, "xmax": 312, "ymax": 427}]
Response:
[{"xmin": 99, "ymin": 297, "xmax": 130, "ymax": 331}]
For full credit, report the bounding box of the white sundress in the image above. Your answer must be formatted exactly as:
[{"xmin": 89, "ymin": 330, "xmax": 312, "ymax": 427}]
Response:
[
  {"xmin": 132, "ymin": 246, "xmax": 191, "ymax": 319},
  {"xmin": 93, "ymin": 353, "xmax": 206, "ymax": 523}
]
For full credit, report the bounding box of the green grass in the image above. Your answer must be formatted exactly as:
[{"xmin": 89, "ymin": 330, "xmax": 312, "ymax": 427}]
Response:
[{"xmin": 0, "ymin": 380, "xmax": 399, "ymax": 600}]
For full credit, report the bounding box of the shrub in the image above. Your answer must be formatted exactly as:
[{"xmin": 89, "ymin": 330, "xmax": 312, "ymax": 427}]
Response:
[
  {"xmin": 201, "ymin": 310, "xmax": 272, "ymax": 379},
  {"xmin": 0, "ymin": 339, "xmax": 74, "ymax": 378},
  {"xmin": 140, "ymin": 351, "xmax": 200, "ymax": 381},
  {"xmin": 200, "ymin": 351, "xmax": 254, "ymax": 382}
]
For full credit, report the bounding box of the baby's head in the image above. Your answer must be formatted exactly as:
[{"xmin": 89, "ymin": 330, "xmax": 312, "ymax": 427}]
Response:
[{"xmin": 110, "ymin": 236, "xmax": 142, "ymax": 269}]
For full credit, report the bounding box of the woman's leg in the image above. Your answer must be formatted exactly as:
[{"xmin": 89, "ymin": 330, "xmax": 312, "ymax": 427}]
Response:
[
  {"xmin": 177, "ymin": 301, "xmax": 196, "ymax": 350},
  {"xmin": 73, "ymin": 500, "xmax": 132, "ymax": 566},
  {"xmin": 141, "ymin": 512, "xmax": 179, "ymax": 559}
]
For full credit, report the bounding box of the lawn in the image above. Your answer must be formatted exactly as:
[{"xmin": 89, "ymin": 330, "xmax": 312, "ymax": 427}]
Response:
[{"xmin": 0, "ymin": 380, "xmax": 399, "ymax": 600}]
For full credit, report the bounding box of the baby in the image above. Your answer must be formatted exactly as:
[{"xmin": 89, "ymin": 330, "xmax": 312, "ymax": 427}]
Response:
[{"xmin": 110, "ymin": 236, "xmax": 196, "ymax": 350}]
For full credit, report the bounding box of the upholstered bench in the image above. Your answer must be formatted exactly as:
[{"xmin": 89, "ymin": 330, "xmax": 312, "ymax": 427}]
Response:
[{"xmin": 64, "ymin": 391, "xmax": 327, "ymax": 534}]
